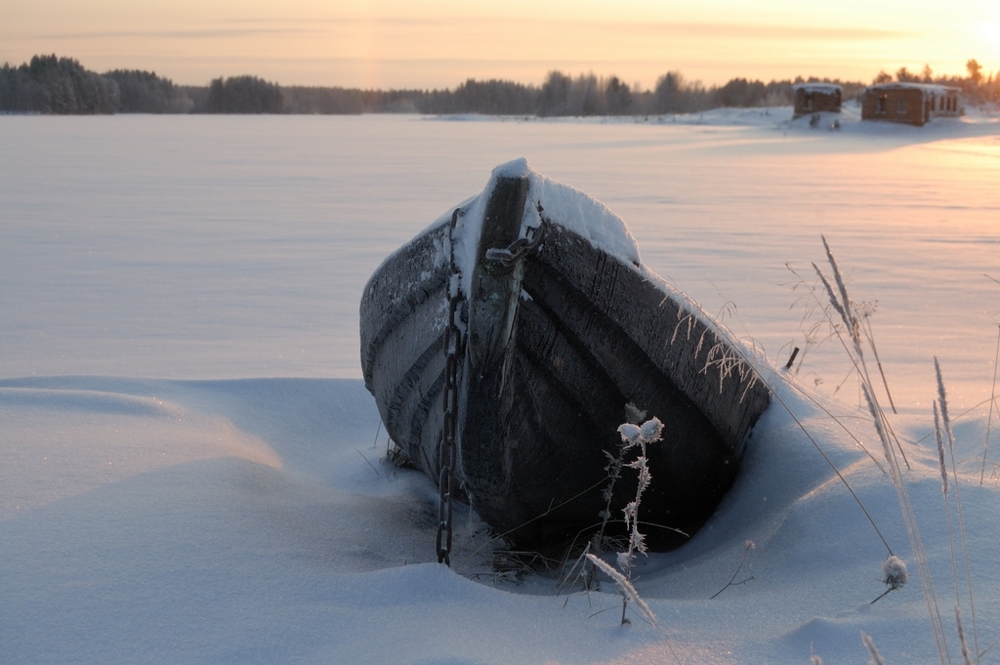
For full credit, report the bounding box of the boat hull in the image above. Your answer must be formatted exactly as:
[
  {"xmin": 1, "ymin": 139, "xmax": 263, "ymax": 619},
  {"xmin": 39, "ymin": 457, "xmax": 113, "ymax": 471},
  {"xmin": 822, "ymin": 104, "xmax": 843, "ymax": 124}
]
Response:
[{"xmin": 360, "ymin": 171, "xmax": 769, "ymax": 552}]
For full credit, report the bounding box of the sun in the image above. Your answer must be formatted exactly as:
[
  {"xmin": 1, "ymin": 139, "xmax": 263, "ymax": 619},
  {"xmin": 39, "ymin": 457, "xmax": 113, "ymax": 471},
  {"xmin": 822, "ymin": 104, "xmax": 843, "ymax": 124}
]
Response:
[{"xmin": 971, "ymin": 21, "xmax": 1000, "ymax": 74}]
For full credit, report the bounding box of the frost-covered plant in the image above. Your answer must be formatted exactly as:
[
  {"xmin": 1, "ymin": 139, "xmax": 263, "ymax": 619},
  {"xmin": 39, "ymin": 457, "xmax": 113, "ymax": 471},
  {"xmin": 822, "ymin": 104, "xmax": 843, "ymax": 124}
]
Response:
[
  {"xmin": 935, "ymin": 361, "xmax": 981, "ymax": 661},
  {"xmin": 813, "ymin": 244, "xmax": 921, "ymax": 595},
  {"xmin": 871, "ymin": 554, "xmax": 908, "ymax": 605},
  {"xmin": 773, "ymin": 241, "xmax": 1000, "ymax": 663},
  {"xmin": 882, "ymin": 555, "xmax": 908, "ymax": 591},
  {"xmin": 587, "ymin": 402, "xmax": 646, "ymax": 586},
  {"xmin": 861, "ymin": 631, "xmax": 887, "ymax": 665},
  {"xmin": 785, "ymin": 237, "xmax": 897, "ymax": 412},
  {"xmin": 814, "ymin": 240, "xmax": 998, "ymax": 664},
  {"xmin": 956, "ymin": 605, "xmax": 975, "ymax": 665},
  {"xmin": 710, "ymin": 540, "xmax": 756, "ymax": 599},
  {"xmin": 979, "ymin": 319, "xmax": 999, "ymax": 486},
  {"xmin": 594, "ymin": 438, "xmax": 626, "ymax": 551},
  {"xmin": 882, "ymin": 554, "xmax": 908, "ymax": 590},
  {"xmin": 819, "ymin": 243, "xmax": 937, "ymax": 641},
  {"xmin": 814, "ymin": 235, "xmax": 898, "ymax": 416},
  {"xmin": 585, "ymin": 553, "xmax": 659, "ymax": 631},
  {"xmin": 580, "ymin": 415, "xmax": 664, "ymax": 622},
  {"xmin": 590, "ymin": 416, "xmax": 662, "ymax": 625},
  {"xmin": 617, "ymin": 417, "xmax": 662, "ymax": 569}
]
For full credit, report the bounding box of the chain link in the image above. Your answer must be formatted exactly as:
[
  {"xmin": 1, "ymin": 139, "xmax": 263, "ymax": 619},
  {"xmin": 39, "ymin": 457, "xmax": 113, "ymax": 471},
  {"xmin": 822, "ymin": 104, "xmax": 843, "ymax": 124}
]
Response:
[
  {"xmin": 435, "ymin": 205, "xmax": 543, "ymax": 565},
  {"xmin": 436, "ymin": 209, "xmax": 463, "ymax": 566},
  {"xmin": 484, "ymin": 223, "xmax": 544, "ymax": 267}
]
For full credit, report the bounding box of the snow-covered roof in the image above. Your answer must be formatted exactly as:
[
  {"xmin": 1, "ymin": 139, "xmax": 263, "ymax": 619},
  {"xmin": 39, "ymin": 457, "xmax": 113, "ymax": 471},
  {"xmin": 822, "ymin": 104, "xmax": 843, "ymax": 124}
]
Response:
[
  {"xmin": 865, "ymin": 82, "xmax": 960, "ymax": 94},
  {"xmin": 792, "ymin": 82, "xmax": 842, "ymax": 94}
]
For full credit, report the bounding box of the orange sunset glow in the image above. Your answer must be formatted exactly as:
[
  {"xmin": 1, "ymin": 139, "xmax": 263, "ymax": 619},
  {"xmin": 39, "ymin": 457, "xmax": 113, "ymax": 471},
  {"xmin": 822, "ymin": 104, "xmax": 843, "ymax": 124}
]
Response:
[{"xmin": 2, "ymin": 0, "xmax": 998, "ymax": 89}]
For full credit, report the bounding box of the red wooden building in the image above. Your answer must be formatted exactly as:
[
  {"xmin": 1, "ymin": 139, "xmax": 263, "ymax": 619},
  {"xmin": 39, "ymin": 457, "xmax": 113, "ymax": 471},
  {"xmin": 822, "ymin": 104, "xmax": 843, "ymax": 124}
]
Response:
[
  {"xmin": 792, "ymin": 83, "xmax": 842, "ymax": 118},
  {"xmin": 861, "ymin": 83, "xmax": 961, "ymax": 126}
]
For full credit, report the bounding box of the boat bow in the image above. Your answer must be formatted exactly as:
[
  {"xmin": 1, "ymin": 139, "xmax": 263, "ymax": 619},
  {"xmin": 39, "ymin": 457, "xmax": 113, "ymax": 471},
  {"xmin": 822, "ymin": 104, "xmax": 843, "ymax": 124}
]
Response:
[{"xmin": 360, "ymin": 160, "xmax": 770, "ymax": 553}]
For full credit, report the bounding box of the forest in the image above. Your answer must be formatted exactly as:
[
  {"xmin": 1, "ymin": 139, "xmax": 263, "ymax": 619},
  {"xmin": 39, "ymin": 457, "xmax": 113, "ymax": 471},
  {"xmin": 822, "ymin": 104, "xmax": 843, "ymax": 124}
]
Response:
[{"xmin": 2, "ymin": 53, "xmax": 997, "ymax": 115}]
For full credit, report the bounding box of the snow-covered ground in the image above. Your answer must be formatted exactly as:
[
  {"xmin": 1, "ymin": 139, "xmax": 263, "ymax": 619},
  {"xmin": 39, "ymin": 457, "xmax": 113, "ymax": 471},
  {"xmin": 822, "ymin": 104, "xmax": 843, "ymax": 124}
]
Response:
[{"xmin": 2, "ymin": 108, "xmax": 999, "ymax": 664}]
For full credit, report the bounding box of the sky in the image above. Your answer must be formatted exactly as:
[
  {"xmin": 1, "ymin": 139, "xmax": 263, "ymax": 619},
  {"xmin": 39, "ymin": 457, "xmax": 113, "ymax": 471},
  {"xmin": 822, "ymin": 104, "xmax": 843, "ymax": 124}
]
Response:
[{"xmin": 2, "ymin": 0, "xmax": 999, "ymax": 90}]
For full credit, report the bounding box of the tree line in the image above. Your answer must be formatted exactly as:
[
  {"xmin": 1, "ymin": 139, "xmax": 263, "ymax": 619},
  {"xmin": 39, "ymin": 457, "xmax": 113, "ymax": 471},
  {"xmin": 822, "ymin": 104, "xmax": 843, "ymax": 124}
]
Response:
[
  {"xmin": 0, "ymin": 55, "xmax": 282, "ymax": 114},
  {"xmin": 870, "ymin": 59, "xmax": 998, "ymax": 103},
  {"xmin": 2, "ymin": 53, "xmax": 997, "ymax": 116}
]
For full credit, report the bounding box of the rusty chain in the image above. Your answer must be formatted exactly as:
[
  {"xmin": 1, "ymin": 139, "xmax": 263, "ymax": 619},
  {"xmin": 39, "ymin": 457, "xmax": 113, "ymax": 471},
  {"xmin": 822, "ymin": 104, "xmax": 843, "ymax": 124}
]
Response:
[
  {"xmin": 436, "ymin": 209, "xmax": 463, "ymax": 566},
  {"xmin": 484, "ymin": 223, "xmax": 544, "ymax": 267},
  {"xmin": 435, "ymin": 205, "xmax": 545, "ymax": 565}
]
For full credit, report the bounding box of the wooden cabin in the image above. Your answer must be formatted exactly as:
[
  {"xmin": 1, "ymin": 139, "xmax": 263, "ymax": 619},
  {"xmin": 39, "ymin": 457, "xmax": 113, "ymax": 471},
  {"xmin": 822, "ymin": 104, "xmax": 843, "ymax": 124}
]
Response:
[
  {"xmin": 861, "ymin": 83, "xmax": 961, "ymax": 126},
  {"xmin": 792, "ymin": 83, "xmax": 842, "ymax": 118}
]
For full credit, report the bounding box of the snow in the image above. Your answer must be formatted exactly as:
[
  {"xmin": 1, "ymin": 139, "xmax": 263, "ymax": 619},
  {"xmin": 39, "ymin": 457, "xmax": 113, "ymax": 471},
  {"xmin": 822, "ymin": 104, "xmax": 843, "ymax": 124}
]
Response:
[
  {"xmin": 525, "ymin": 166, "xmax": 640, "ymax": 265},
  {"xmin": 866, "ymin": 82, "xmax": 962, "ymax": 94},
  {"xmin": 2, "ymin": 110, "xmax": 1000, "ymax": 664},
  {"xmin": 428, "ymin": 157, "xmax": 640, "ymax": 300},
  {"xmin": 792, "ymin": 82, "xmax": 843, "ymax": 94}
]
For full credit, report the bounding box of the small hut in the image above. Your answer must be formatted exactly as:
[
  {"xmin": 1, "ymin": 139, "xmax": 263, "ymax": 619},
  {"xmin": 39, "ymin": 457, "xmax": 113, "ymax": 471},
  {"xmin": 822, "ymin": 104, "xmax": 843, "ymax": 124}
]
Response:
[
  {"xmin": 861, "ymin": 83, "xmax": 961, "ymax": 126},
  {"xmin": 792, "ymin": 83, "xmax": 842, "ymax": 119}
]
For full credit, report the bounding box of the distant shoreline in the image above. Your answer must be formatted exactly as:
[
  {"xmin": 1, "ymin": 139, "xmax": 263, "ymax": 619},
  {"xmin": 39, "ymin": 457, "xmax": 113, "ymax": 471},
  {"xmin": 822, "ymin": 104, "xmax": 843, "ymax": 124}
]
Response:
[{"xmin": 3, "ymin": 54, "xmax": 997, "ymax": 116}]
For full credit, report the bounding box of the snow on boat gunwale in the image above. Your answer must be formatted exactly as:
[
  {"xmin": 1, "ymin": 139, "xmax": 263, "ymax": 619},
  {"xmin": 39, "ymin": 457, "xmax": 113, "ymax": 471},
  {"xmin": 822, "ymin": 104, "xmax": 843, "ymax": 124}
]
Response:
[{"xmin": 360, "ymin": 159, "xmax": 771, "ymax": 552}]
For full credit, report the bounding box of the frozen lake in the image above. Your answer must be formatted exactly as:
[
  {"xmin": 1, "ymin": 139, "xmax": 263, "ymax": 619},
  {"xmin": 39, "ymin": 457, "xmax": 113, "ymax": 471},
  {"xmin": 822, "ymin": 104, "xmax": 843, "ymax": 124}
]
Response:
[
  {"xmin": 3, "ymin": 109, "xmax": 1000, "ymax": 665},
  {"xmin": 2, "ymin": 111, "xmax": 998, "ymax": 412}
]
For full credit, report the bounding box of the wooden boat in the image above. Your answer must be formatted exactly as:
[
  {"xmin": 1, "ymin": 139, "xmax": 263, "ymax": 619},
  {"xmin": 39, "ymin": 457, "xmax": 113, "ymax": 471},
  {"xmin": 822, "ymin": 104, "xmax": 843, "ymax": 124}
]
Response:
[{"xmin": 360, "ymin": 159, "xmax": 770, "ymax": 553}]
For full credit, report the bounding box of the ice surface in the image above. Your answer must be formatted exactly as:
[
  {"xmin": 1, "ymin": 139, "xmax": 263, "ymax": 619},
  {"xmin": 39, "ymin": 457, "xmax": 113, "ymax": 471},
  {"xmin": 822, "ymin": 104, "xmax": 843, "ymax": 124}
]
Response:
[{"xmin": 2, "ymin": 109, "xmax": 1000, "ymax": 664}]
